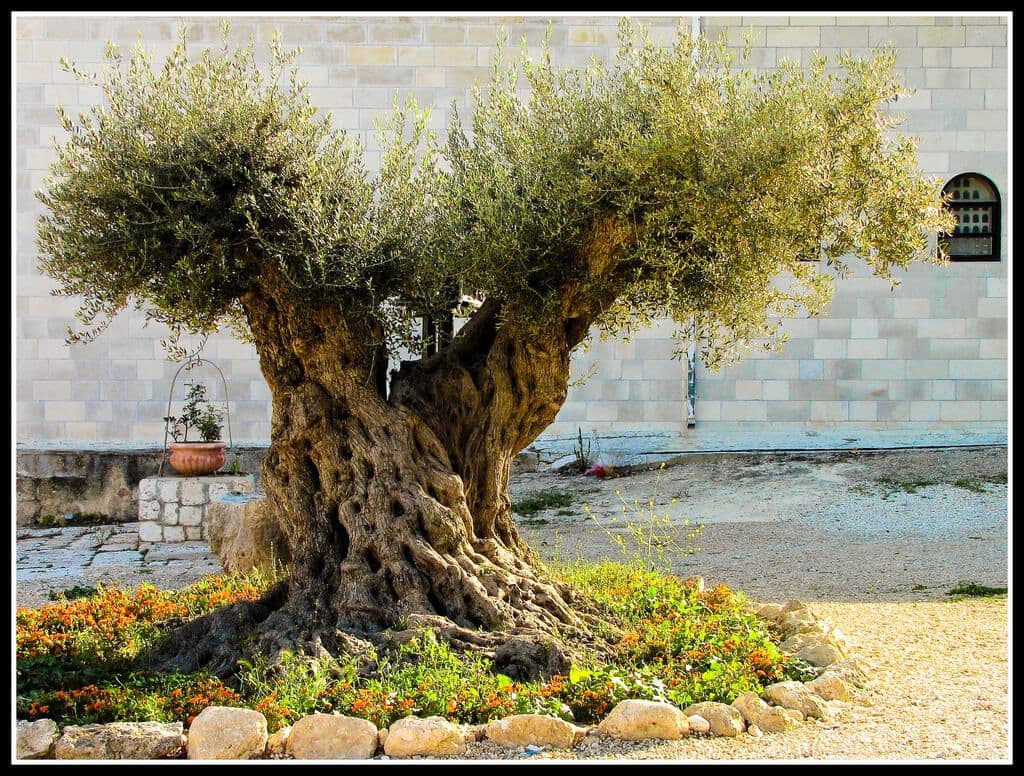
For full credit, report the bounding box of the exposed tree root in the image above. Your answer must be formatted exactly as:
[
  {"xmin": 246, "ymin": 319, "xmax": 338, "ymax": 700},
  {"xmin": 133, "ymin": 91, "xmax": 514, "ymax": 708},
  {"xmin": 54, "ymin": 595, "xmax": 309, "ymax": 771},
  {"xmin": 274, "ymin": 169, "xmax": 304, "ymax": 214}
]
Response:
[{"xmin": 144, "ymin": 576, "xmax": 620, "ymax": 684}]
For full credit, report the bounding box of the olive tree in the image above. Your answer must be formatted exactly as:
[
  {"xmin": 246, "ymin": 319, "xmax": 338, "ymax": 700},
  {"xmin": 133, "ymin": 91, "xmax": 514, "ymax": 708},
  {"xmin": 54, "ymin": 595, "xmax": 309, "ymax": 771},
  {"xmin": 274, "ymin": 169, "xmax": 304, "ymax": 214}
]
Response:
[{"xmin": 38, "ymin": 24, "xmax": 952, "ymax": 675}]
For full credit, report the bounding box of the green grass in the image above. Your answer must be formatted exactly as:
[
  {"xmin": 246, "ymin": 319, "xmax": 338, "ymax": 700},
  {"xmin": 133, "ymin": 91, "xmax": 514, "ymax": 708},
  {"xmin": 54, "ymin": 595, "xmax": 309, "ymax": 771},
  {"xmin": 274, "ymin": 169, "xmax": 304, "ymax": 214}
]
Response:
[
  {"xmin": 869, "ymin": 473, "xmax": 1007, "ymax": 499},
  {"xmin": 17, "ymin": 561, "xmax": 807, "ymax": 732},
  {"xmin": 947, "ymin": 582, "xmax": 1008, "ymax": 599},
  {"xmin": 952, "ymin": 474, "xmax": 1007, "ymax": 493},
  {"xmin": 511, "ymin": 490, "xmax": 575, "ymax": 516}
]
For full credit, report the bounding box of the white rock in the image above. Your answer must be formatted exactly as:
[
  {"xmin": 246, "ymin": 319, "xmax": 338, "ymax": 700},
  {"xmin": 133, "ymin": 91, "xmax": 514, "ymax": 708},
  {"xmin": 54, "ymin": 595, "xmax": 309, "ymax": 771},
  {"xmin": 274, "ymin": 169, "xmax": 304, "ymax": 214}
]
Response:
[
  {"xmin": 682, "ymin": 702, "xmax": 746, "ymax": 737},
  {"xmin": 781, "ymin": 708, "xmax": 804, "ymax": 722},
  {"xmin": 763, "ymin": 680, "xmax": 830, "ymax": 719},
  {"xmin": 178, "ymin": 506, "xmax": 203, "ymax": 526},
  {"xmin": 747, "ymin": 724, "xmax": 763, "ymax": 738},
  {"xmin": 138, "ymin": 521, "xmax": 163, "ymax": 542},
  {"xmin": 17, "ymin": 719, "xmax": 58, "ymax": 759},
  {"xmin": 780, "ymin": 632, "xmax": 818, "ymax": 653},
  {"xmin": 781, "ymin": 600, "xmax": 808, "ymax": 613},
  {"xmin": 161, "ymin": 503, "xmax": 180, "ymax": 526},
  {"xmin": 206, "ymin": 497, "xmax": 289, "ymax": 575},
  {"xmin": 485, "ymin": 714, "xmax": 580, "ymax": 749},
  {"xmin": 287, "ymin": 714, "xmax": 378, "ymax": 760},
  {"xmin": 756, "ymin": 603, "xmax": 783, "ymax": 621},
  {"xmin": 806, "ymin": 672, "xmax": 853, "ymax": 701},
  {"xmin": 597, "ymin": 700, "xmax": 689, "ymax": 741},
  {"xmin": 265, "ymin": 726, "xmax": 291, "ymax": 756},
  {"xmin": 686, "ymin": 715, "xmax": 711, "ymax": 735},
  {"xmin": 55, "ymin": 722, "xmax": 184, "ymax": 760},
  {"xmin": 824, "ymin": 659, "xmax": 871, "ymax": 688},
  {"xmin": 138, "ymin": 478, "xmax": 157, "ymax": 501},
  {"xmin": 138, "ymin": 499, "xmax": 160, "ymax": 522},
  {"xmin": 778, "ymin": 609, "xmax": 819, "ymax": 635},
  {"xmin": 158, "ymin": 480, "xmax": 180, "ymax": 503},
  {"xmin": 796, "ymin": 643, "xmax": 843, "ymax": 668},
  {"xmin": 731, "ymin": 692, "xmax": 797, "ymax": 734},
  {"xmin": 179, "ymin": 480, "xmax": 206, "ymax": 506},
  {"xmin": 187, "ymin": 707, "xmax": 267, "ymax": 760},
  {"xmin": 384, "ymin": 716, "xmax": 466, "ymax": 758},
  {"xmin": 163, "ymin": 525, "xmax": 186, "ymax": 542}
]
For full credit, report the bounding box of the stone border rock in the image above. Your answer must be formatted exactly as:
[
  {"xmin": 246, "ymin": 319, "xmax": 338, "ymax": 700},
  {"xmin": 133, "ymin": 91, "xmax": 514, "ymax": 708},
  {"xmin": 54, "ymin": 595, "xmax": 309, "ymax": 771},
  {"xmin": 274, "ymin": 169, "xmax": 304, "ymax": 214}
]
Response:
[{"xmin": 17, "ymin": 597, "xmax": 869, "ymax": 760}]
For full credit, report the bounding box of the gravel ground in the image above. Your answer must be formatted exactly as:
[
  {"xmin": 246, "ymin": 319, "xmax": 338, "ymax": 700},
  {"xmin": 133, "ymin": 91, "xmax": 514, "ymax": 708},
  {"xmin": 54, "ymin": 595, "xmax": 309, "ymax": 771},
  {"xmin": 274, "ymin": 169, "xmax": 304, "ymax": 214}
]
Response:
[
  {"xmin": 513, "ymin": 447, "xmax": 1008, "ymax": 601},
  {"xmin": 450, "ymin": 598, "xmax": 1009, "ymax": 762}
]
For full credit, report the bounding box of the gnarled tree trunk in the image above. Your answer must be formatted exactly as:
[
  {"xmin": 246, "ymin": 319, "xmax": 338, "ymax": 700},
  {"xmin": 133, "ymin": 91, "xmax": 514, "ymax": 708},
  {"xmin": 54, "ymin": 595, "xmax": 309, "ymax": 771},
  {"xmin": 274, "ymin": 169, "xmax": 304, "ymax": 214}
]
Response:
[{"xmin": 153, "ymin": 224, "xmax": 632, "ymax": 679}]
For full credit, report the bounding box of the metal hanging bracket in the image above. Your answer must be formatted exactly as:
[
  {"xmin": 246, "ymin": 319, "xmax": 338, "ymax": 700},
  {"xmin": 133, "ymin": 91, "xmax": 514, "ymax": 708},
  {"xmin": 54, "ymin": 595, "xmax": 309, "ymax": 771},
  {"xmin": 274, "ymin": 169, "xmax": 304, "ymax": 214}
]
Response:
[{"xmin": 158, "ymin": 355, "xmax": 234, "ymax": 477}]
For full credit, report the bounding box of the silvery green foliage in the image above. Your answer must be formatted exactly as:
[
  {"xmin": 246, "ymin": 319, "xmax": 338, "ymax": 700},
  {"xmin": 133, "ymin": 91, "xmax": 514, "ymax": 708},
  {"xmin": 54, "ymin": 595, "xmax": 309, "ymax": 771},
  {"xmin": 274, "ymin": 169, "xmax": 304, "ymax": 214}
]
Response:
[{"xmin": 39, "ymin": 21, "xmax": 952, "ymax": 369}]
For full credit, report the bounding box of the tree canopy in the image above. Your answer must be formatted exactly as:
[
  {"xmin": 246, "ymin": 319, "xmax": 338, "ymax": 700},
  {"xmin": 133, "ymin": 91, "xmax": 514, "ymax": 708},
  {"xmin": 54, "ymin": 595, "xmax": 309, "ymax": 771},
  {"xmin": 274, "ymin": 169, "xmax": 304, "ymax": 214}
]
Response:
[{"xmin": 39, "ymin": 22, "xmax": 952, "ymax": 370}]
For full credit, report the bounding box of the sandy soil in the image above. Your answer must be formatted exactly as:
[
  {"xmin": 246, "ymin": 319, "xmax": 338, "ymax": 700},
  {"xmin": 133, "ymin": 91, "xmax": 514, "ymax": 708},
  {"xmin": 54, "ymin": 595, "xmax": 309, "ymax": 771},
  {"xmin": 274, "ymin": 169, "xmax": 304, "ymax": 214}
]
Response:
[{"xmin": 512, "ymin": 447, "xmax": 1008, "ymax": 601}]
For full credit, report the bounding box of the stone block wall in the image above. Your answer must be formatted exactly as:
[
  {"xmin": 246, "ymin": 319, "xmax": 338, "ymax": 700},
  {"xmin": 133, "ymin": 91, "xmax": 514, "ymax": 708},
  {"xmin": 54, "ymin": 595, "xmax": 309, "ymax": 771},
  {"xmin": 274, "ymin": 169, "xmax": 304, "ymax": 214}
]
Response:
[
  {"xmin": 15, "ymin": 14, "xmax": 1008, "ymax": 444},
  {"xmin": 683, "ymin": 15, "xmax": 1008, "ymax": 432},
  {"xmin": 138, "ymin": 475, "xmax": 256, "ymax": 542},
  {"xmin": 16, "ymin": 446, "xmax": 265, "ymax": 525}
]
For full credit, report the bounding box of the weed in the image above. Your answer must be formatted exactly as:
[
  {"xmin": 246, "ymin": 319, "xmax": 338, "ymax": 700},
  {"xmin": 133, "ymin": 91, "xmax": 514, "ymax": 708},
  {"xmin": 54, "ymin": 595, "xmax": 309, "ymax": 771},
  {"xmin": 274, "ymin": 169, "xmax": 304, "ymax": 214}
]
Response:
[
  {"xmin": 874, "ymin": 478, "xmax": 937, "ymax": 498},
  {"xmin": 48, "ymin": 585, "xmax": 98, "ymax": 602},
  {"xmin": 36, "ymin": 512, "xmax": 118, "ymax": 528},
  {"xmin": 868, "ymin": 473, "xmax": 1006, "ymax": 499},
  {"xmin": 952, "ymin": 474, "xmax": 1006, "ymax": 493},
  {"xmin": 947, "ymin": 582, "xmax": 1007, "ymax": 599},
  {"xmin": 573, "ymin": 427, "xmax": 592, "ymax": 472},
  {"xmin": 512, "ymin": 491, "xmax": 575, "ymax": 516},
  {"xmin": 582, "ymin": 464, "xmax": 704, "ymax": 572}
]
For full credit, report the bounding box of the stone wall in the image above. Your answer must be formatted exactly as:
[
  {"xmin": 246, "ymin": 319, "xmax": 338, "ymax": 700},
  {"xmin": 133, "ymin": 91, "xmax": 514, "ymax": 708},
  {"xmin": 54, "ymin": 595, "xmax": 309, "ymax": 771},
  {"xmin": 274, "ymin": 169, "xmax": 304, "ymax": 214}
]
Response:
[
  {"xmin": 15, "ymin": 14, "xmax": 1008, "ymax": 444},
  {"xmin": 15, "ymin": 447, "xmax": 265, "ymax": 525},
  {"xmin": 673, "ymin": 15, "xmax": 1008, "ymax": 433}
]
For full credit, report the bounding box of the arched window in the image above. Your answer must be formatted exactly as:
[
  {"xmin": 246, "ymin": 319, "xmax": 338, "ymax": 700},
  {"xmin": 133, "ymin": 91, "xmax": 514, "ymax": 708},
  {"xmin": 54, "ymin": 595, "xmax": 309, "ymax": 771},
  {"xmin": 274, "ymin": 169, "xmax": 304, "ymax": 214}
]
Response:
[{"xmin": 940, "ymin": 173, "xmax": 1001, "ymax": 262}]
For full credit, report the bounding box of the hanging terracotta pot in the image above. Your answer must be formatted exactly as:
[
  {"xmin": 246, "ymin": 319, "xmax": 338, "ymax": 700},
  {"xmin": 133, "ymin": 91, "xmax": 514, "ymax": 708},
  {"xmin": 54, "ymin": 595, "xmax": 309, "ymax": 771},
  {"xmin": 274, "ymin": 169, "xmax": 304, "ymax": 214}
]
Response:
[{"xmin": 168, "ymin": 441, "xmax": 227, "ymax": 476}]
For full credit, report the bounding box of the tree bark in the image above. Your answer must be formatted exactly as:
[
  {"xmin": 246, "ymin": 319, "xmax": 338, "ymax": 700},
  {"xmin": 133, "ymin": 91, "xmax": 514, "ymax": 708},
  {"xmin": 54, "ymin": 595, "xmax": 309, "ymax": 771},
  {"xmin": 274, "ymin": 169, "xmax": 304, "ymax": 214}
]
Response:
[
  {"xmin": 154, "ymin": 279, "xmax": 601, "ymax": 679},
  {"xmin": 152, "ymin": 221, "xmax": 634, "ymax": 678}
]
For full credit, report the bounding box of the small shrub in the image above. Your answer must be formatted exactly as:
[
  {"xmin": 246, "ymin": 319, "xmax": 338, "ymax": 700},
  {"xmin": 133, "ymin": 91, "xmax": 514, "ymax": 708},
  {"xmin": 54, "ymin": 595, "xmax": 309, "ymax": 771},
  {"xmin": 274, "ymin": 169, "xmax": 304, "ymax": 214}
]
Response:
[
  {"xmin": 35, "ymin": 512, "xmax": 118, "ymax": 528},
  {"xmin": 48, "ymin": 585, "xmax": 98, "ymax": 602},
  {"xmin": 581, "ymin": 464, "xmax": 704, "ymax": 571},
  {"xmin": 164, "ymin": 381, "xmax": 224, "ymax": 443}
]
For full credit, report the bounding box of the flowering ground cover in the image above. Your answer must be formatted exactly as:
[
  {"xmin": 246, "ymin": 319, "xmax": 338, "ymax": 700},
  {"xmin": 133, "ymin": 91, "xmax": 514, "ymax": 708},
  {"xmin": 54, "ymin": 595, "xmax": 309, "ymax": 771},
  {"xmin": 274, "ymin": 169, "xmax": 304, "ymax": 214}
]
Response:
[{"xmin": 17, "ymin": 562, "xmax": 811, "ymax": 732}]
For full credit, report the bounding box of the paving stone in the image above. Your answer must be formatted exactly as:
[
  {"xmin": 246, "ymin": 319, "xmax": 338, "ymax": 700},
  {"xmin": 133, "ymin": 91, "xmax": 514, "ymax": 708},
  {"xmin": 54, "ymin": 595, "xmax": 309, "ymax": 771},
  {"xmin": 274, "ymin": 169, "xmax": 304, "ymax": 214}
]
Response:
[
  {"xmin": 89, "ymin": 551, "xmax": 144, "ymax": 568},
  {"xmin": 22, "ymin": 550, "xmax": 91, "ymax": 567},
  {"xmin": 145, "ymin": 542, "xmax": 214, "ymax": 562}
]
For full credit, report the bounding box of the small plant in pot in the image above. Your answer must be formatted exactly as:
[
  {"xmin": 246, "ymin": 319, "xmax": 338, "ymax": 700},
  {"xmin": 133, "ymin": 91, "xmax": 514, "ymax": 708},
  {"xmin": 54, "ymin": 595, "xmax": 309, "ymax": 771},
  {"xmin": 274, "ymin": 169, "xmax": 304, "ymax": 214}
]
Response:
[{"xmin": 163, "ymin": 381, "xmax": 226, "ymax": 476}]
